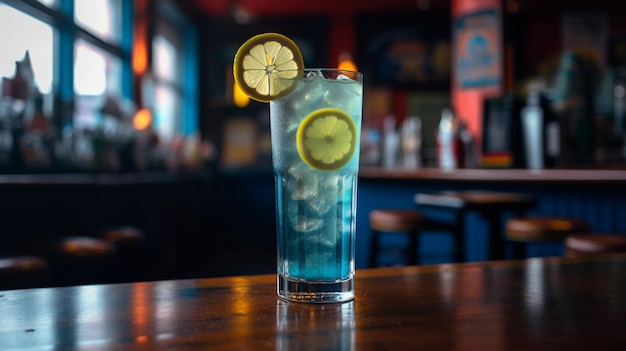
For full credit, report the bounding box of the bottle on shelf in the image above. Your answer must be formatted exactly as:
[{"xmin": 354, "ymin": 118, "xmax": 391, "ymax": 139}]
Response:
[
  {"xmin": 382, "ymin": 115, "xmax": 399, "ymax": 169},
  {"xmin": 400, "ymin": 116, "xmax": 422, "ymax": 169},
  {"xmin": 521, "ymin": 90, "xmax": 544, "ymax": 169},
  {"xmin": 436, "ymin": 108, "xmax": 463, "ymax": 169},
  {"xmin": 551, "ymin": 51, "xmax": 600, "ymax": 167},
  {"xmin": 608, "ymin": 66, "xmax": 626, "ymax": 162},
  {"xmin": 542, "ymin": 93, "xmax": 560, "ymax": 168}
]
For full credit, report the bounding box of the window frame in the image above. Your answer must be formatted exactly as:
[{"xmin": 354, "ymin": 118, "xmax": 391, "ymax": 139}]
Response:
[
  {"xmin": 2, "ymin": 0, "xmax": 197, "ymax": 144},
  {"xmin": 153, "ymin": 0, "xmax": 198, "ymax": 138},
  {"xmin": 3, "ymin": 0, "xmax": 133, "ymax": 128}
]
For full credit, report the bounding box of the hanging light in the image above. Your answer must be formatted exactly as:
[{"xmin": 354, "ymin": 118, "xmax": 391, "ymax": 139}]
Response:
[
  {"xmin": 337, "ymin": 51, "xmax": 357, "ymax": 72},
  {"xmin": 233, "ymin": 81, "xmax": 250, "ymax": 108},
  {"xmin": 133, "ymin": 108, "xmax": 152, "ymax": 130}
]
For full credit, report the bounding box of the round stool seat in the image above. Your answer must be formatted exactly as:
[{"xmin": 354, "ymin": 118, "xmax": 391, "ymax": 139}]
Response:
[
  {"xmin": 95, "ymin": 226, "xmax": 149, "ymax": 282},
  {"xmin": 97, "ymin": 226, "xmax": 145, "ymax": 251},
  {"xmin": 14, "ymin": 236, "xmax": 116, "ymax": 267},
  {"xmin": 369, "ymin": 209, "xmax": 453, "ymax": 267},
  {"xmin": 0, "ymin": 255, "xmax": 49, "ymax": 289},
  {"xmin": 439, "ymin": 191, "xmax": 536, "ymax": 208},
  {"xmin": 370, "ymin": 209, "xmax": 429, "ymax": 232},
  {"xmin": 565, "ymin": 234, "xmax": 626, "ymax": 257},
  {"xmin": 9, "ymin": 237, "xmax": 116, "ymax": 287},
  {"xmin": 506, "ymin": 217, "xmax": 590, "ymax": 242}
]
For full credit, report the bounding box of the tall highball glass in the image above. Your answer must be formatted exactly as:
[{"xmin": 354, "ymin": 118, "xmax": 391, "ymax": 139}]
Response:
[{"xmin": 270, "ymin": 68, "xmax": 363, "ymax": 303}]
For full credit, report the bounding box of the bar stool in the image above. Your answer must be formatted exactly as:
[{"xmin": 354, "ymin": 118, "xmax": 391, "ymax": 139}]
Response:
[
  {"xmin": 95, "ymin": 226, "xmax": 148, "ymax": 281},
  {"xmin": 96, "ymin": 226, "xmax": 146, "ymax": 256},
  {"xmin": 369, "ymin": 209, "xmax": 456, "ymax": 267},
  {"xmin": 10, "ymin": 236, "xmax": 117, "ymax": 286},
  {"xmin": 565, "ymin": 234, "xmax": 626, "ymax": 258},
  {"xmin": 415, "ymin": 191, "xmax": 536, "ymax": 261},
  {"xmin": 506, "ymin": 217, "xmax": 591, "ymax": 258},
  {"xmin": 0, "ymin": 255, "xmax": 49, "ymax": 290}
]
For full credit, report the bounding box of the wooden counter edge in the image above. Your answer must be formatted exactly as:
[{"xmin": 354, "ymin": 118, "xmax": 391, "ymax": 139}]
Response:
[
  {"xmin": 358, "ymin": 167, "xmax": 626, "ymax": 183},
  {"xmin": 0, "ymin": 170, "xmax": 209, "ymax": 186},
  {"xmin": 188, "ymin": 254, "xmax": 626, "ymax": 289}
]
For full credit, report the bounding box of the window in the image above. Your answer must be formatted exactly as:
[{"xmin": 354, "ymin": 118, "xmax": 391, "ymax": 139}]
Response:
[
  {"xmin": 74, "ymin": 39, "xmax": 121, "ymax": 96},
  {"xmin": 1, "ymin": 0, "xmax": 129, "ymax": 126},
  {"xmin": 151, "ymin": 1, "xmax": 198, "ymax": 142},
  {"xmin": 154, "ymin": 34, "xmax": 179, "ymax": 83},
  {"xmin": 0, "ymin": 5, "xmax": 54, "ymax": 94},
  {"xmin": 73, "ymin": 0, "xmax": 127, "ymax": 130},
  {"xmin": 153, "ymin": 32, "xmax": 180, "ymax": 141},
  {"xmin": 0, "ymin": 0, "xmax": 199, "ymax": 171},
  {"xmin": 36, "ymin": 0, "xmax": 56, "ymax": 7},
  {"xmin": 74, "ymin": 0, "xmax": 121, "ymax": 45},
  {"xmin": 74, "ymin": 38, "xmax": 122, "ymax": 129}
]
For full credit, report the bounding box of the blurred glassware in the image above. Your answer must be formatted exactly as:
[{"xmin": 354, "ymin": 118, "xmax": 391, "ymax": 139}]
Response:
[{"xmin": 401, "ymin": 116, "xmax": 422, "ymax": 168}]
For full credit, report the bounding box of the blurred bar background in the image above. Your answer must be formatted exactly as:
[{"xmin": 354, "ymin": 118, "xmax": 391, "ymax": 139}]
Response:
[{"xmin": 0, "ymin": 0, "xmax": 625, "ymax": 287}]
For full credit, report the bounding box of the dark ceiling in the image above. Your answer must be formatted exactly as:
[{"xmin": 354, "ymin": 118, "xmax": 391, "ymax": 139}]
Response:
[
  {"xmin": 189, "ymin": 0, "xmax": 450, "ymax": 17},
  {"xmin": 189, "ymin": 0, "xmax": 622, "ymax": 18}
]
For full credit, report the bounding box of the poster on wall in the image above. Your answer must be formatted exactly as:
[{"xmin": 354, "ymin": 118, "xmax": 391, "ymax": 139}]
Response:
[
  {"xmin": 365, "ymin": 28, "xmax": 451, "ymax": 88},
  {"xmin": 453, "ymin": 8, "xmax": 502, "ymax": 89}
]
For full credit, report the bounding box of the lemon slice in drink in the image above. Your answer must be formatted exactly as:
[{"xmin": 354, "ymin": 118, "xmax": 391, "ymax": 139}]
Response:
[
  {"xmin": 296, "ymin": 108, "xmax": 358, "ymax": 171},
  {"xmin": 233, "ymin": 33, "xmax": 304, "ymax": 102}
]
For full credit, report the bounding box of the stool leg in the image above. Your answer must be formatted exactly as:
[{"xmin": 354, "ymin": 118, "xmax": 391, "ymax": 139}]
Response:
[
  {"xmin": 482, "ymin": 211, "xmax": 504, "ymax": 260},
  {"xmin": 369, "ymin": 230, "xmax": 380, "ymax": 268},
  {"xmin": 452, "ymin": 210, "xmax": 465, "ymax": 263},
  {"xmin": 511, "ymin": 242, "xmax": 526, "ymax": 259},
  {"xmin": 452, "ymin": 228, "xmax": 467, "ymax": 263},
  {"xmin": 510, "ymin": 209, "xmax": 530, "ymax": 260},
  {"xmin": 407, "ymin": 231, "xmax": 419, "ymax": 265}
]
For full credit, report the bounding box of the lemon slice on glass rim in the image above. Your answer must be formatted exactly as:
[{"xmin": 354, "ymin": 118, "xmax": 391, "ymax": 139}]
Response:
[
  {"xmin": 296, "ymin": 108, "xmax": 358, "ymax": 171},
  {"xmin": 233, "ymin": 33, "xmax": 304, "ymax": 102}
]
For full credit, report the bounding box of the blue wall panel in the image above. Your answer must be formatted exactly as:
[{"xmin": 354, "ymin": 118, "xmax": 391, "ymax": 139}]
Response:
[
  {"xmin": 216, "ymin": 170, "xmax": 626, "ymax": 272},
  {"xmin": 356, "ymin": 178, "xmax": 626, "ymax": 269}
]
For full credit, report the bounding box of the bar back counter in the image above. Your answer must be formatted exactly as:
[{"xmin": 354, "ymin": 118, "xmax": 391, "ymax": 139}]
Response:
[
  {"xmin": 0, "ymin": 170, "xmax": 216, "ymax": 283},
  {"xmin": 2, "ymin": 166, "xmax": 624, "ymax": 286},
  {"xmin": 211, "ymin": 166, "xmax": 626, "ymax": 271},
  {"xmin": 357, "ymin": 167, "xmax": 626, "ymax": 265}
]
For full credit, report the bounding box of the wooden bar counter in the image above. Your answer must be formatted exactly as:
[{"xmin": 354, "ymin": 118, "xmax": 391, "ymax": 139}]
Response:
[
  {"xmin": 358, "ymin": 166, "xmax": 626, "ymax": 184},
  {"xmin": 2, "ymin": 254, "xmax": 626, "ymax": 350}
]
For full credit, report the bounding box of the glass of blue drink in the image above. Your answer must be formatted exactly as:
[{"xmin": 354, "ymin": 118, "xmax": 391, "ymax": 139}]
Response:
[{"xmin": 270, "ymin": 69, "xmax": 363, "ymax": 303}]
